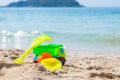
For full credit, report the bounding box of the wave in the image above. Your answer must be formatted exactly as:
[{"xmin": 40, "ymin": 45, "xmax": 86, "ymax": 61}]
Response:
[
  {"xmin": 0, "ymin": 30, "xmax": 120, "ymax": 44},
  {"xmin": 0, "ymin": 30, "xmax": 120, "ymax": 50}
]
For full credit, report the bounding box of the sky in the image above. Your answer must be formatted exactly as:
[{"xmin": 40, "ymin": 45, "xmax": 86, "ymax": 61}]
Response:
[
  {"xmin": 0, "ymin": 0, "xmax": 120, "ymax": 7},
  {"xmin": 77, "ymin": 0, "xmax": 120, "ymax": 7}
]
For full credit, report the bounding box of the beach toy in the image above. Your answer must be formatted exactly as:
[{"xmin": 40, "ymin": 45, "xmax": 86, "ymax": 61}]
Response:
[
  {"xmin": 57, "ymin": 57, "xmax": 66, "ymax": 66},
  {"xmin": 33, "ymin": 44, "xmax": 66, "ymax": 65},
  {"xmin": 37, "ymin": 56, "xmax": 42, "ymax": 63},
  {"xmin": 33, "ymin": 56, "xmax": 38, "ymax": 63},
  {"xmin": 37, "ymin": 52, "xmax": 52, "ymax": 63},
  {"xmin": 41, "ymin": 58, "xmax": 62, "ymax": 71},
  {"xmin": 13, "ymin": 35, "xmax": 52, "ymax": 64}
]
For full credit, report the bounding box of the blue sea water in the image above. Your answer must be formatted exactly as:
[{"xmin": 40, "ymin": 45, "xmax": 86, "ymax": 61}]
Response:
[{"xmin": 0, "ymin": 7, "xmax": 120, "ymax": 54}]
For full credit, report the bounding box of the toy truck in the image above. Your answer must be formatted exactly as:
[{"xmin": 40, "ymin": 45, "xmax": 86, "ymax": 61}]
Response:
[{"xmin": 33, "ymin": 43, "xmax": 66, "ymax": 65}]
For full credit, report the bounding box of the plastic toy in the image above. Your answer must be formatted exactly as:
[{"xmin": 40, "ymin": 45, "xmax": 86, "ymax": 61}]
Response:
[
  {"xmin": 13, "ymin": 35, "xmax": 66, "ymax": 71},
  {"xmin": 33, "ymin": 56, "xmax": 38, "ymax": 63},
  {"xmin": 33, "ymin": 43, "xmax": 66, "ymax": 65},
  {"xmin": 37, "ymin": 52, "xmax": 52, "ymax": 63},
  {"xmin": 13, "ymin": 35, "xmax": 52, "ymax": 64},
  {"xmin": 41, "ymin": 58, "xmax": 62, "ymax": 71}
]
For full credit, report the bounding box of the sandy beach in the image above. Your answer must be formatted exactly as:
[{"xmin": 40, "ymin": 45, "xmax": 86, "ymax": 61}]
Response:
[{"xmin": 0, "ymin": 49, "xmax": 120, "ymax": 80}]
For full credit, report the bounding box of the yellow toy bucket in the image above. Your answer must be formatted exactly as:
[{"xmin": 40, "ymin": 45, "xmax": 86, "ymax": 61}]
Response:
[{"xmin": 41, "ymin": 58, "xmax": 62, "ymax": 71}]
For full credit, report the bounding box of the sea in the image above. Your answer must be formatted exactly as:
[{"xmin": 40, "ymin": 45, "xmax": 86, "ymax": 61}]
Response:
[{"xmin": 0, "ymin": 7, "xmax": 120, "ymax": 54}]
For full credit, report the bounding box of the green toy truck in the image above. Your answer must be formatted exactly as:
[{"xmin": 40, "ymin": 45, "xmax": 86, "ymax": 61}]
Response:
[{"xmin": 33, "ymin": 43, "xmax": 66, "ymax": 65}]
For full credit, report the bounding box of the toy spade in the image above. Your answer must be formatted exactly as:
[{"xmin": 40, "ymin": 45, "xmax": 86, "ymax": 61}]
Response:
[
  {"xmin": 13, "ymin": 35, "xmax": 52, "ymax": 64},
  {"xmin": 41, "ymin": 58, "xmax": 62, "ymax": 71}
]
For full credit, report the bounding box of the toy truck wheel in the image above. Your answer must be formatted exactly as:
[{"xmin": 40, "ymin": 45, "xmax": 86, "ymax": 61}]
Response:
[
  {"xmin": 57, "ymin": 57, "xmax": 66, "ymax": 66},
  {"xmin": 33, "ymin": 56, "xmax": 38, "ymax": 63},
  {"xmin": 33, "ymin": 60, "xmax": 38, "ymax": 63}
]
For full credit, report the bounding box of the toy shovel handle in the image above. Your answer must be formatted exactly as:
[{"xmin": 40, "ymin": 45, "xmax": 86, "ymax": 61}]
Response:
[
  {"xmin": 20, "ymin": 46, "xmax": 33, "ymax": 59},
  {"xmin": 20, "ymin": 35, "xmax": 52, "ymax": 60},
  {"xmin": 13, "ymin": 46, "xmax": 33, "ymax": 64},
  {"xmin": 13, "ymin": 35, "xmax": 52, "ymax": 64}
]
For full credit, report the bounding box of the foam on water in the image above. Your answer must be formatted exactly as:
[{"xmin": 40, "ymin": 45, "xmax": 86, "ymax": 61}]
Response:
[{"xmin": 0, "ymin": 30, "xmax": 120, "ymax": 54}]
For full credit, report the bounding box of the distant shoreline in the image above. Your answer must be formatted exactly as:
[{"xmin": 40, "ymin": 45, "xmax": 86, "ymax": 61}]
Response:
[{"xmin": 0, "ymin": 6, "xmax": 86, "ymax": 9}]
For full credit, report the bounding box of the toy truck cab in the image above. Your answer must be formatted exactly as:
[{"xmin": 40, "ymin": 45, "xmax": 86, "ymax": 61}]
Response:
[{"xmin": 33, "ymin": 43, "xmax": 66, "ymax": 65}]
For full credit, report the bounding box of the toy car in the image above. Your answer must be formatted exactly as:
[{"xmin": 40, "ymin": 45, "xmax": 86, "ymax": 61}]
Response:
[{"xmin": 33, "ymin": 43, "xmax": 66, "ymax": 65}]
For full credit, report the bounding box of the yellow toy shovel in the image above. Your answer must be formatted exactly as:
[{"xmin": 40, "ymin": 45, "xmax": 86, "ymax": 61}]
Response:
[{"xmin": 13, "ymin": 35, "xmax": 52, "ymax": 64}]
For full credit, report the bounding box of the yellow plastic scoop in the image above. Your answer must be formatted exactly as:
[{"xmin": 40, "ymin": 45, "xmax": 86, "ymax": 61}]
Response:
[
  {"xmin": 41, "ymin": 58, "xmax": 62, "ymax": 71},
  {"xmin": 13, "ymin": 35, "xmax": 52, "ymax": 64}
]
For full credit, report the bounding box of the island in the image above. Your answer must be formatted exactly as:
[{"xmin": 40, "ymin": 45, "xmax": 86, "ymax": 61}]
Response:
[{"xmin": 6, "ymin": 0, "xmax": 84, "ymax": 7}]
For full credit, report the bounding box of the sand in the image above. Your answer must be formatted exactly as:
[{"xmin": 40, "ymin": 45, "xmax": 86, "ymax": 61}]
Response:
[{"xmin": 0, "ymin": 49, "xmax": 120, "ymax": 80}]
